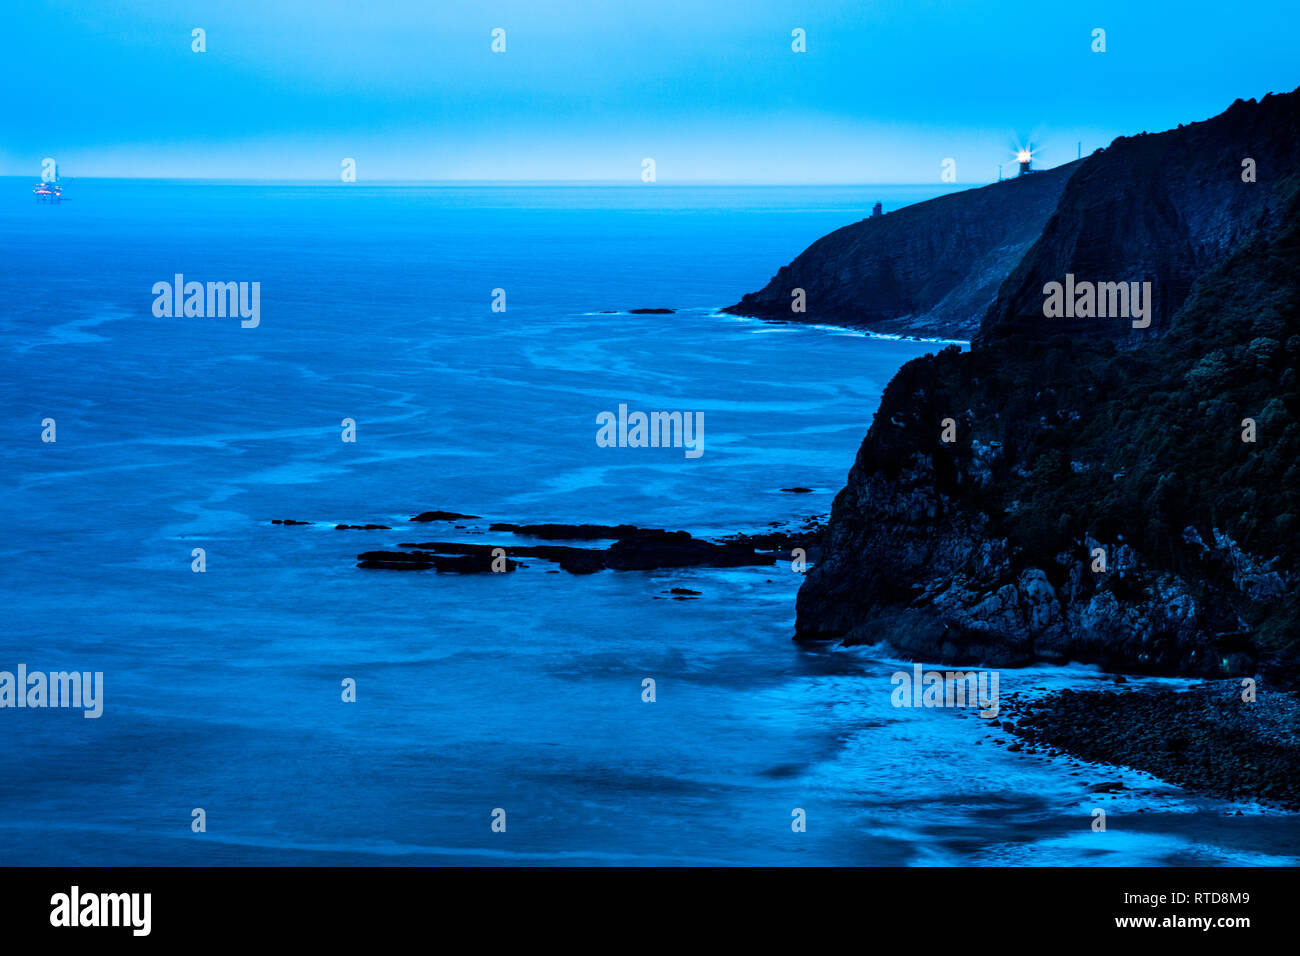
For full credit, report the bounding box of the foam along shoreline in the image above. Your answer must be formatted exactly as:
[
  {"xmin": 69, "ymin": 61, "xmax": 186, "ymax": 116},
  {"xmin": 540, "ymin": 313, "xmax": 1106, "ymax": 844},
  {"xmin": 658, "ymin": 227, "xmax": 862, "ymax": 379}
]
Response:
[
  {"xmin": 581, "ymin": 305, "xmax": 972, "ymax": 346},
  {"xmin": 712, "ymin": 309, "xmax": 970, "ymax": 346}
]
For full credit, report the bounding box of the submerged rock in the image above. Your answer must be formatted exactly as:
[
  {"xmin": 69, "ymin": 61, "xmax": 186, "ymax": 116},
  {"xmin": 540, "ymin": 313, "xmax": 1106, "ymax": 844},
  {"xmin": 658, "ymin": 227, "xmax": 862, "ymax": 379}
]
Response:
[
  {"xmin": 356, "ymin": 549, "xmax": 518, "ymax": 573},
  {"xmin": 488, "ymin": 522, "xmax": 639, "ymax": 540}
]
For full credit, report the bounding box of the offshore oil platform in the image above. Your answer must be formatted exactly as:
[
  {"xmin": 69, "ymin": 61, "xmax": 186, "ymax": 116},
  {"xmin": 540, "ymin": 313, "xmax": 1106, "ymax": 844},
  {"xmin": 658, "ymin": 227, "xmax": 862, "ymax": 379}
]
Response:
[{"xmin": 33, "ymin": 163, "xmax": 67, "ymax": 203}]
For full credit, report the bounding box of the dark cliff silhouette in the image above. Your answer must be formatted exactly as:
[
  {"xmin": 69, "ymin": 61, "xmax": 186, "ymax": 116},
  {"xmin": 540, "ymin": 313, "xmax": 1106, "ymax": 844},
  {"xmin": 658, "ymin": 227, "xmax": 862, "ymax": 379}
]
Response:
[
  {"xmin": 788, "ymin": 87, "xmax": 1300, "ymax": 684},
  {"xmin": 724, "ymin": 160, "xmax": 1079, "ymax": 339}
]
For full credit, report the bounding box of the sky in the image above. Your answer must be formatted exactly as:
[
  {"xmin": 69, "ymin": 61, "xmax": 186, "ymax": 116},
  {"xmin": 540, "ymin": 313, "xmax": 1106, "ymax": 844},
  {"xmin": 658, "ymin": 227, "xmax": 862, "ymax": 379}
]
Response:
[{"xmin": 1, "ymin": 0, "xmax": 1297, "ymax": 183}]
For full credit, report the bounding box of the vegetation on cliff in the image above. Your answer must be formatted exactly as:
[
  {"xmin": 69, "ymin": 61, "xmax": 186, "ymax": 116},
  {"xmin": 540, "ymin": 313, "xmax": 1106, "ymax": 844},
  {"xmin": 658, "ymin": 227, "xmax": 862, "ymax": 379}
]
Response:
[
  {"xmin": 792, "ymin": 89, "xmax": 1300, "ymax": 683},
  {"xmin": 902, "ymin": 175, "xmax": 1298, "ymax": 677}
]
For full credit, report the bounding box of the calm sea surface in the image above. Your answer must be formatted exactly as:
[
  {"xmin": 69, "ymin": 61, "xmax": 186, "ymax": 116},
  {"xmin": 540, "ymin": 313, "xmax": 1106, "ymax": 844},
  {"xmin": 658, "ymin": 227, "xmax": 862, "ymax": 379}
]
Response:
[{"xmin": 1, "ymin": 180, "xmax": 1294, "ymax": 864}]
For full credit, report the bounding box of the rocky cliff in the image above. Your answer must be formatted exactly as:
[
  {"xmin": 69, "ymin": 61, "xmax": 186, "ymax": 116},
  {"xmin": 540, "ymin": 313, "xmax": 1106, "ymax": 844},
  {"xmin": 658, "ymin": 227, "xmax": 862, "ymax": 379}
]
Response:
[
  {"xmin": 723, "ymin": 161, "xmax": 1079, "ymax": 339},
  {"xmin": 793, "ymin": 88, "xmax": 1300, "ymax": 685},
  {"xmin": 979, "ymin": 91, "xmax": 1300, "ymax": 346}
]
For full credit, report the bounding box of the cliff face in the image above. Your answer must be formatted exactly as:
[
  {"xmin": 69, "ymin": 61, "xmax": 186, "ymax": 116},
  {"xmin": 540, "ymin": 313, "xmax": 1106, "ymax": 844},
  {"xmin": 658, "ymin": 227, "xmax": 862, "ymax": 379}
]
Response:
[
  {"xmin": 794, "ymin": 89, "xmax": 1300, "ymax": 685},
  {"xmin": 978, "ymin": 91, "xmax": 1300, "ymax": 346},
  {"xmin": 723, "ymin": 162, "xmax": 1079, "ymax": 339}
]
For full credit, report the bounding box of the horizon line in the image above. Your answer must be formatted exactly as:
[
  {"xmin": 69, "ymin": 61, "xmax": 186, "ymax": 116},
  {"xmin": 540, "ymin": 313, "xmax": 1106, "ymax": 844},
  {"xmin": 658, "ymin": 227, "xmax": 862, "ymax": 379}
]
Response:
[{"xmin": 3, "ymin": 175, "xmax": 1039, "ymax": 187}]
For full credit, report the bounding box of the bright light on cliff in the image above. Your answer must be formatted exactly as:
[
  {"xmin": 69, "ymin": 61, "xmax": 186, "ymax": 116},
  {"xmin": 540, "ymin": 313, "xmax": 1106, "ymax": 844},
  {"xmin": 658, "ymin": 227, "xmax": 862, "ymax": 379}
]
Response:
[{"xmin": 1017, "ymin": 149, "xmax": 1032, "ymax": 164}]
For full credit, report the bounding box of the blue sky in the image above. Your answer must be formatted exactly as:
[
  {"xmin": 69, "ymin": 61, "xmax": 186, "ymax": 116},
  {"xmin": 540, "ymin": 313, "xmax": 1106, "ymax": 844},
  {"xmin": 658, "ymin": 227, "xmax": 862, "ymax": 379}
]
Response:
[{"xmin": 2, "ymin": 0, "xmax": 1296, "ymax": 182}]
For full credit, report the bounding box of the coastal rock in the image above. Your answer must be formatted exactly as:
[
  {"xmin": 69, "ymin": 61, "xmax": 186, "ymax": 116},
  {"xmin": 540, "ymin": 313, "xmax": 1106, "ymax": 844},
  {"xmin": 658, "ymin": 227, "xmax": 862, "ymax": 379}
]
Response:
[
  {"xmin": 1019, "ymin": 569, "xmax": 1060, "ymax": 632},
  {"xmin": 605, "ymin": 530, "xmax": 773, "ymax": 571},
  {"xmin": 410, "ymin": 510, "xmax": 481, "ymax": 522},
  {"xmin": 396, "ymin": 540, "xmax": 605, "ymax": 574},
  {"xmin": 793, "ymin": 88, "xmax": 1300, "ymax": 682},
  {"xmin": 1212, "ymin": 528, "xmax": 1288, "ymax": 602},
  {"xmin": 1007, "ymin": 681, "xmax": 1300, "ymax": 809},
  {"xmin": 356, "ymin": 550, "xmax": 435, "ymax": 570},
  {"xmin": 363, "ymin": 522, "xmax": 801, "ymax": 575},
  {"xmin": 356, "ymin": 549, "xmax": 518, "ymax": 573}
]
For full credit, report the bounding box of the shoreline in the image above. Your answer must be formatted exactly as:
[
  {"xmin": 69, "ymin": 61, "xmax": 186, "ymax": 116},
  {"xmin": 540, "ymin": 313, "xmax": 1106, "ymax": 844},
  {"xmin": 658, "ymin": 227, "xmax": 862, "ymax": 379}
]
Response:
[
  {"xmin": 717, "ymin": 308, "xmax": 973, "ymax": 346},
  {"xmin": 996, "ymin": 679, "xmax": 1300, "ymax": 811},
  {"xmin": 711, "ymin": 306, "xmax": 972, "ymax": 346},
  {"xmin": 585, "ymin": 305, "xmax": 972, "ymax": 347}
]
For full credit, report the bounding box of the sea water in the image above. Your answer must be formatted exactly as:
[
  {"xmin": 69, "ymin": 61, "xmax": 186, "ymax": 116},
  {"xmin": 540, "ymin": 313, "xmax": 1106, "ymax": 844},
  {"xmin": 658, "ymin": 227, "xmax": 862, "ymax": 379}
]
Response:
[{"xmin": 1, "ymin": 180, "xmax": 1294, "ymax": 865}]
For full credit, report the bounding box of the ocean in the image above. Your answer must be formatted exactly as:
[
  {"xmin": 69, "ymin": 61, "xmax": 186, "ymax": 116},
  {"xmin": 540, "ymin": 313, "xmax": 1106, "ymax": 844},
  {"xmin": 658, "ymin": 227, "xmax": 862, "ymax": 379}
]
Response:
[{"xmin": 1, "ymin": 179, "xmax": 1295, "ymax": 865}]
